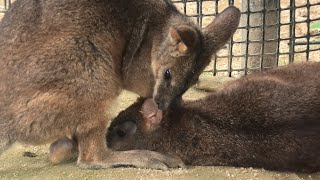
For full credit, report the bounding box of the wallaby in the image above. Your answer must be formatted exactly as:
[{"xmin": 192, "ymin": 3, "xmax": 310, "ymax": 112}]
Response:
[
  {"xmin": 106, "ymin": 62, "xmax": 320, "ymax": 173},
  {"xmin": 0, "ymin": 0, "xmax": 240, "ymax": 169}
]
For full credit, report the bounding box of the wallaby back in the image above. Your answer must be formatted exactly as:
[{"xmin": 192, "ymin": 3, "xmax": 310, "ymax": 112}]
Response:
[{"xmin": 107, "ymin": 62, "xmax": 320, "ymax": 172}]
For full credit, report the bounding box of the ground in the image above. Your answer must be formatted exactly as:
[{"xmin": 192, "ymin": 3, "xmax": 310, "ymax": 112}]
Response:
[{"xmin": 1, "ymin": 0, "xmax": 320, "ymax": 179}]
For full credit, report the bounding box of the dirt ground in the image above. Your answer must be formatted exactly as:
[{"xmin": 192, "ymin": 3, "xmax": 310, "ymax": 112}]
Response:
[{"xmin": 1, "ymin": 0, "xmax": 320, "ymax": 180}]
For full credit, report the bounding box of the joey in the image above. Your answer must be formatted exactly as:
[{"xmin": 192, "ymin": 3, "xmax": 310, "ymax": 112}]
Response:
[{"xmin": 108, "ymin": 62, "xmax": 320, "ymax": 173}]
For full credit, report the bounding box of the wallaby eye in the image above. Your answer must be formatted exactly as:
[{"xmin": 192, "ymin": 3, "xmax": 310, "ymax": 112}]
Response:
[{"xmin": 164, "ymin": 69, "xmax": 171, "ymax": 80}]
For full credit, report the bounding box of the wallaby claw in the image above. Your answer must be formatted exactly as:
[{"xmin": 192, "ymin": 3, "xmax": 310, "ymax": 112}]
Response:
[
  {"xmin": 77, "ymin": 150, "xmax": 185, "ymax": 170},
  {"xmin": 168, "ymin": 155, "xmax": 186, "ymax": 169}
]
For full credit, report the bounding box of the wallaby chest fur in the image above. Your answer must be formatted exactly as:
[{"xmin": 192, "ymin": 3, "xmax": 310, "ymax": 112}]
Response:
[
  {"xmin": 0, "ymin": 0, "xmax": 173, "ymax": 96},
  {"xmin": 0, "ymin": 0, "xmax": 240, "ymax": 169},
  {"xmin": 108, "ymin": 62, "xmax": 320, "ymax": 172}
]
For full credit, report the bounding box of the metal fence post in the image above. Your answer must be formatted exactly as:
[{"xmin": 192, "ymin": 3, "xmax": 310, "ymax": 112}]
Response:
[{"xmin": 241, "ymin": 0, "xmax": 279, "ymax": 74}]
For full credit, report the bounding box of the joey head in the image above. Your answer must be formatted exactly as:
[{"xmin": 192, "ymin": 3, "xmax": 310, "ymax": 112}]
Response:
[{"xmin": 0, "ymin": 0, "xmax": 240, "ymax": 169}]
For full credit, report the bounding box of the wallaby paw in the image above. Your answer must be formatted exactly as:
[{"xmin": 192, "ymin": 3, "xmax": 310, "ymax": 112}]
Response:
[
  {"xmin": 77, "ymin": 160, "xmax": 168, "ymax": 170},
  {"xmin": 117, "ymin": 150, "xmax": 186, "ymax": 170},
  {"xmin": 77, "ymin": 150, "xmax": 185, "ymax": 170},
  {"xmin": 49, "ymin": 137, "xmax": 77, "ymax": 164},
  {"xmin": 77, "ymin": 162, "xmax": 111, "ymax": 170}
]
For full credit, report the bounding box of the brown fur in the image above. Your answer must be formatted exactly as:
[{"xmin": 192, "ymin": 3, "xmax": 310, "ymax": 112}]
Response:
[
  {"xmin": 0, "ymin": 0, "xmax": 240, "ymax": 169},
  {"xmin": 107, "ymin": 62, "xmax": 320, "ymax": 172}
]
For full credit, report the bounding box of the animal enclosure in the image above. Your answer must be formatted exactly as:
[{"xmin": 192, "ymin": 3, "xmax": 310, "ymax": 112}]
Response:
[{"xmin": 1, "ymin": 0, "xmax": 320, "ymax": 76}]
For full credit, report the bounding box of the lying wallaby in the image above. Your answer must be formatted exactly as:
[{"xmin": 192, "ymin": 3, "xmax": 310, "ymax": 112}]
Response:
[
  {"xmin": 107, "ymin": 62, "xmax": 320, "ymax": 173},
  {"xmin": 0, "ymin": 0, "xmax": 240, "ymax": 169}
]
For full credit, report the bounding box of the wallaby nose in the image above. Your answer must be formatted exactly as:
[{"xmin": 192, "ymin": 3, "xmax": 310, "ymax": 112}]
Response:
[
  {"xmin": 157, "ymin": 101, "xmax": 170, "ymax": 110},
  {"xmin": 155, "ymin": 101, "xmax": 163, "ymax": 110},
  {"xmin": 154, "ymin": 97, "xmax": 164, "ymax": 110},
  {"xmin": 154, "ymin": 95, "xmax": 170, "ymax": 110}
]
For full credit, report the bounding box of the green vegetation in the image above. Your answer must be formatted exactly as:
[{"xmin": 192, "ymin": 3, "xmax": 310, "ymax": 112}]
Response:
[
  {"xmin": 311, "ymin": 21, "xmax": 320, "ymax": 30},
  {"xmin": 311, "ymin": 21, "xmax": 320, "ymax": 41}
]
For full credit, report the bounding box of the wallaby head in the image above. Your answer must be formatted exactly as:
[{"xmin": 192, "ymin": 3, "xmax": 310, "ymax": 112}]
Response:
[{"xmin": 152, "ymin": 6, "xmax": 240, "ymax": 110}]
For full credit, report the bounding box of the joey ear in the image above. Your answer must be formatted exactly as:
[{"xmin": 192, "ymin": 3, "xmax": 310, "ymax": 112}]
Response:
[
  {"xmin": 141, "ymin": 98, "xmax": 163, "ymax": 132},
  {"xmin": 169, "ymin": 26, "xmax": 198, "ymax": 53},
  {"xmin": 203, "ymin": 6, "xmax": 241, "ymax": 54}
]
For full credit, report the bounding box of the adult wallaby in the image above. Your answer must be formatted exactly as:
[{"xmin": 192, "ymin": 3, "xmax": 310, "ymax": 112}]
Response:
[
  {"xmin": 107, "ymin": 62, "xmax": 320, "ymax": 173},
  {"xmin": 0, "ymin": 0, "xmax": 240, "ymax": 169}
]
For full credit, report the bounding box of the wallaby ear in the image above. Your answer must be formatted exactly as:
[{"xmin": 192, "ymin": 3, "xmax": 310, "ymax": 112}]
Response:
[
  {"xmin": 168, "ymin": 26, "xmax": 198, "ymax": 53},
  {"xmin": 203, "ymin": 6, "xmax": 241, "ymax": 54},
  {"xmin": 141, "ymin": 98, "xmax": 163, "ymax": 132}
]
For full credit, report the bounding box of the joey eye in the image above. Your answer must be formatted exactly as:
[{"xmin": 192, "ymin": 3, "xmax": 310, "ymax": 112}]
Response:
[
  {"xmin": 164, "ymin": 69, "xmax": 171, "ymax": 80},
  {"xmin": 116, "ymin": 129, "xmax": 126, "ymax": 138}
]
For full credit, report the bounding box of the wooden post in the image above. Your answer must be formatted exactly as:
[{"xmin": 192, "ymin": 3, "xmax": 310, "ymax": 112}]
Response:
[
  {"xmin": 0, "ymin": 0, "xmax": 10, "ymax": 11},
  {"xmin": 0, "ymin": 0, "xmax": 4, "ymax": 10},
  {"xmin": 241, "ymin": 0, "xmax": 279, "ymax": 74},
  {"xmin": 0, "ymin": 0, "xmax": 4, "ymax": 21}
]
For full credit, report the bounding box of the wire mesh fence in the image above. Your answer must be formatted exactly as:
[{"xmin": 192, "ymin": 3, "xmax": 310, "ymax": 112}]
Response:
[
  {"xmin": 173, "ymin": 0, "xmax": 320, "ymax": 77},
  {"xmin": 1, "ymin": 0, "xmax": 320, "ymax": 77}
]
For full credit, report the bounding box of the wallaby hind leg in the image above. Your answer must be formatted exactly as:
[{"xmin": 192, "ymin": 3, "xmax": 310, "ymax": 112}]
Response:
[{"xmin": 75, "ymin": 113, "xmax": 185, "ymax": 170}]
